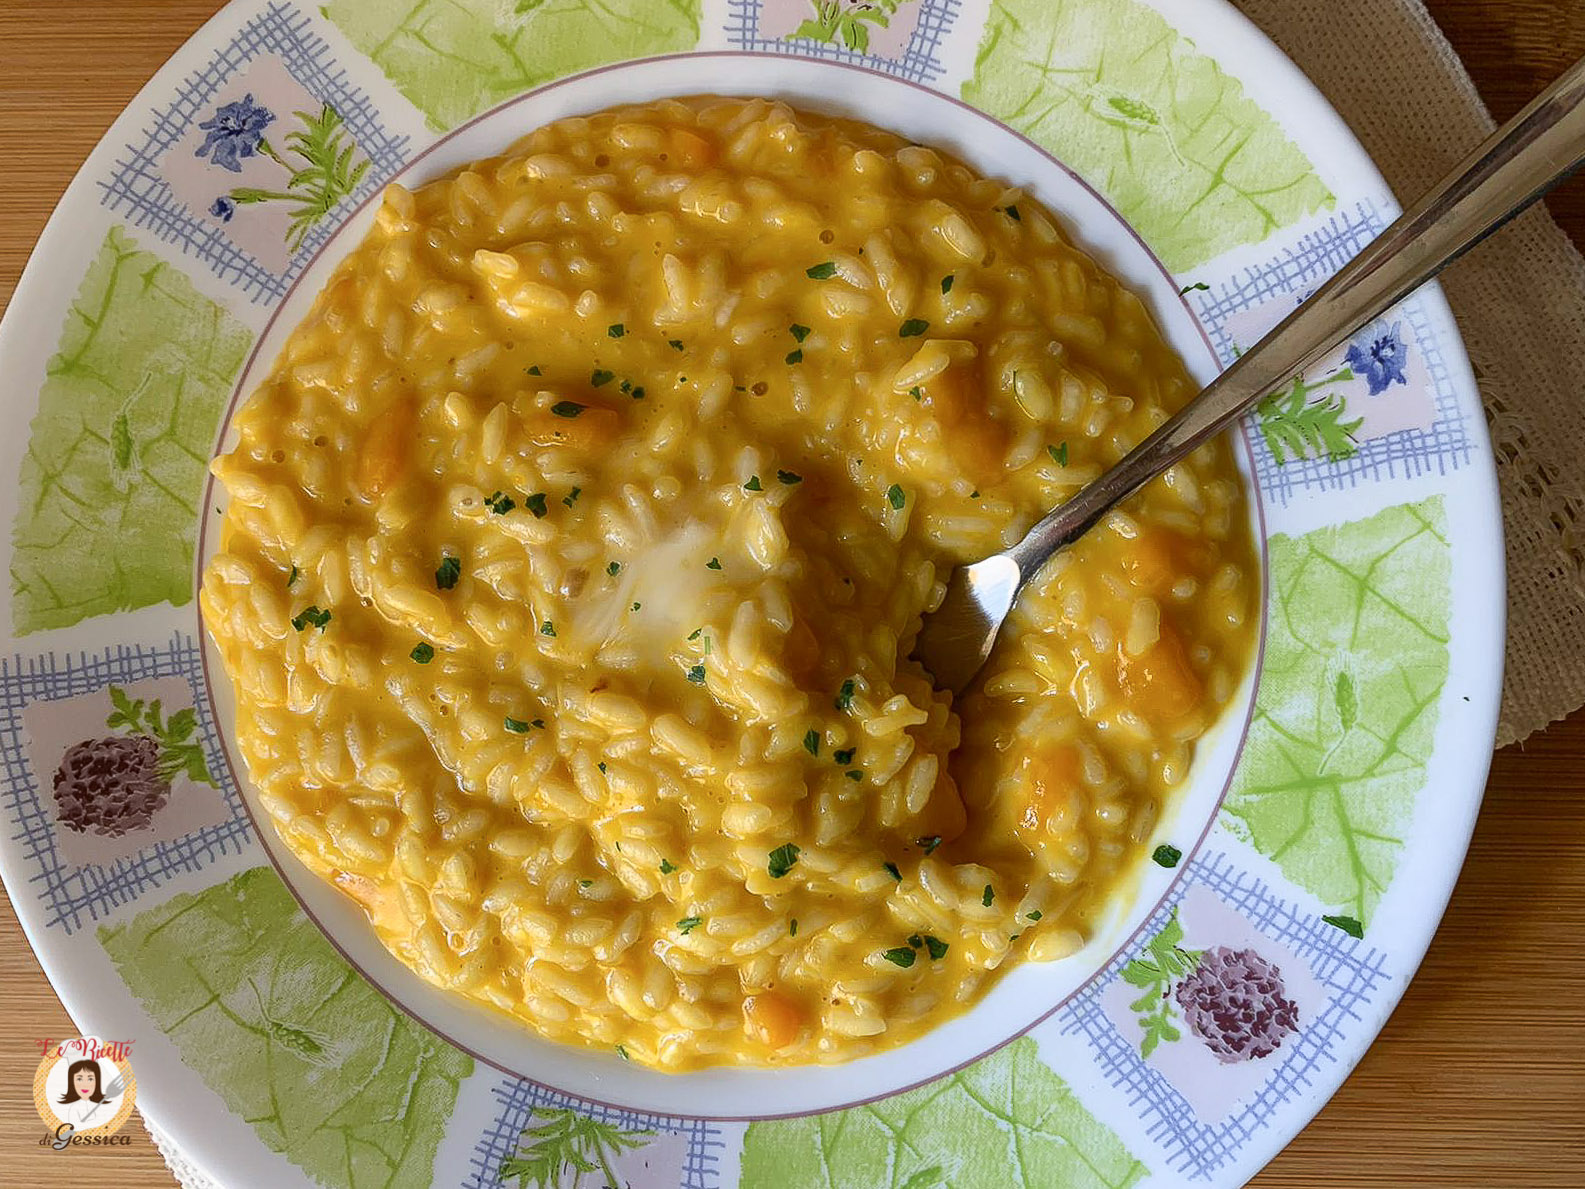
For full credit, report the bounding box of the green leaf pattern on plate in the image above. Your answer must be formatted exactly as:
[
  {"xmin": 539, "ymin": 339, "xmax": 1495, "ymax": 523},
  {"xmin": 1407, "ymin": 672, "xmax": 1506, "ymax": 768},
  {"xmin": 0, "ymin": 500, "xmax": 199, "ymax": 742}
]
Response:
[
  {"xmin": 1222, "ymin": 498, "xmax": 1451, "ymax": 926},
  {"xmin": 1256, "ymin": 368, "xmax": 1363, "ymax": 464},
  {"xmin": 100, "ymin": 867, "xmax": 471, "ymax": 1188},
  {"xmin": 321, "ymin": 0, "xmax": 704, "ymax": 131},
  {"xmin": 962, "ymin": 0, "xmax": 1334, "ymax": 271},
  {"xmin": 11, "ymin": 227, "xmax": 250, "ymax": 634},
  {"xmin": 1118, "ymin": 908, "xmax": 1202, "ymax": 1058},
  {"xmin": 500, "ymin": 1108, "xmax": 654, "ymax": 1188},
  {"xmin": 226, "ymin": 102, "xmax": 371, "ymax": 253},
  {"xmin": 789, "ymin": 0, "xmax": 914, "ymax": 55},
  {"xmin": 739, "ymin": 1037, "xmax": 1147, "ymax": 1188}
]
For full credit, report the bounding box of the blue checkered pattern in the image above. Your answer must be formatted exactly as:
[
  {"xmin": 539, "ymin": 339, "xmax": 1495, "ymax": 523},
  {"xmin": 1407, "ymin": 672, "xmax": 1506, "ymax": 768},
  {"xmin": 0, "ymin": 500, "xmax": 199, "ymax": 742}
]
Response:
[
  {"xmin": 97, "ymin": 2, "xmax": 411, "ymax": 305},
  {"xmin": 467, "ymin": 1074, "xmax": 726, "ymax": 1189},
  {"xmin": 726, "ymin": 0, "xmax": 963, "ymax": 85},
  {"xmin": 0, "ymin": 632, "xmax": 253, "ymax": 935},
  {"xmin": 1191, "ymin": 199, "xmax": 1474, "ymax": 504},
  {"xmin": 1058, "ymin": 850, "xmax": 1391, "ymax": 1180}
]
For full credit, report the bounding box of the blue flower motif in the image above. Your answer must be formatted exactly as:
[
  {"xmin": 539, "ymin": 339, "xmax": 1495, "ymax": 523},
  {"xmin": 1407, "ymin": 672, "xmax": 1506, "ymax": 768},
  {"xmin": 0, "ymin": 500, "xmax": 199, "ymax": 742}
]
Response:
[
  {"xmin": 1344, "ymin": 320, "xmax": 1410, "ymax": 396},
  {"xmin": 195, "ymin": 93, "xmax": 275, "ymax": 173},
  {"xmin": 209, "ymin": 196, "xmax": 236, "ymax": 223}
]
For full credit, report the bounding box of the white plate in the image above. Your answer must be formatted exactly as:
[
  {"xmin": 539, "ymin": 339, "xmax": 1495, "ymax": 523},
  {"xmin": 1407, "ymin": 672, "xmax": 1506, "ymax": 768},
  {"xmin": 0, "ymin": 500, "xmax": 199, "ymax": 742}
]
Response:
[{"xmin": 0, "ymin": 1, "xmax": 1503, "ymax": 1185}]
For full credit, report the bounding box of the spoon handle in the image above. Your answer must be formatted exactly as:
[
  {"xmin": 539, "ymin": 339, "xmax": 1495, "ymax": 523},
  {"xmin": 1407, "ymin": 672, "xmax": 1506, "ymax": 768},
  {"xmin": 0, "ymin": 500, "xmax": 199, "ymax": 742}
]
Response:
[{"xmin": 1005, "ymin": 53, "xmax": 1585, "ymax": 579}]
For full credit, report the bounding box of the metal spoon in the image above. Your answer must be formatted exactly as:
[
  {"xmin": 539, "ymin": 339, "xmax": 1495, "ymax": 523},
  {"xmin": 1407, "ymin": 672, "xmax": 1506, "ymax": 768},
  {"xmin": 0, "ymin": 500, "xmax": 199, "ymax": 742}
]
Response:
[{"xmin": 914, "ymin": 54, "xmax": 1585, "ymax": 695}]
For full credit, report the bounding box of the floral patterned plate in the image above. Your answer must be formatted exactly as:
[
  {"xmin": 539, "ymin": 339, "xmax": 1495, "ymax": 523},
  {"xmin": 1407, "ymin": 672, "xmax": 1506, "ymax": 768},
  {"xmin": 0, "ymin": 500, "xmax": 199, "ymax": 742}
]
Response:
[{"xmin": 0, "ymin": 1, "xmax": 1503, "ymax": 1186}]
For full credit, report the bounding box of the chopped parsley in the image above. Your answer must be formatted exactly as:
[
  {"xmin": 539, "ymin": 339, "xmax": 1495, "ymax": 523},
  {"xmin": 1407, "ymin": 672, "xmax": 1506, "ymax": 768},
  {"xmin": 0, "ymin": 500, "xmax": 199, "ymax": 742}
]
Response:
[
  {"xmin": 924, "ymin": 935, "xmax": 949, "ymax": 961},
  {"xmin": 607, "ymin": 560, "xmax": 622, "ymax": 576},
  {"xmin": 789, "ymin": 919, "xmax": 799, "ymax": 937},
  {"xmin": 1180, "ymin": 281, "xmax": 1210, "ymax": 295},
  {"xmin": 540, "ymin": 620, "xmax": 556, "ymax": 637},
  {"xmin": 802, "ymin": 729, "xmax": 820, "ymax": 756},
  {"xmin": 676, "ymin": 916, "xmax": 703, "ymax": 935},
  {"xmin": 410, "ymin": 641, "xmax": 435, "ymax": 664},
  {"xmin": 686, "ymin": 663, "xmax": 706, "ymax": 684},
  {"xmin": 1324, "ymin": 914, "xmax": 1365, "ymax": 938},
  {"xmin": 484, "ymin": 490, "xmax": 516, "ymax": 514},
  {"xmin": 615, "ymin": 1044, "xmax": 630, "ymax": 1061},
  {"xmin": 744, "ymin": 475, "xmax": 763, "ymax": 491},
  {"xmin": 907, "ymin": 934, "xmax": 923, "ymax": 949},
  {"xmin": 785, "ymin": 349, "xmax": 803, "ymax": 365},
  {"xmin": 790, "ymin": 323, "xmax": 812, "ymax": 342},
  {"xmin": 435, "ymin": 556, "xmax": 461, "ymax": 589},
  {"xmin": 659, "ymin": 859, "xmax": 678, "ymax": 875},
  {"xmin": 982, "ymin": 884, "xmax": 995, "ymax": 907},
  {"xmin": 1048, "ymin": 441, "xmax": 1069, "ymax": 467},
  {"xmin": 632, "ymin": 602, "xmax": 642, "ymax": 612},
  {"xmin": 917, "ymin": 835, "xmax": 941, "ymax": 855},
  {"xmin": 899, "ymin": 318, "xmax": 929, "ymax": 338},
  {"xmin": 1152, "ymin": 844, "xmax": 1182, "ymax": 868},
  {"xmin": 909, "ymin": 385, "xmax": 923, "ymax": 400},
  {"xmin": 883, "ymin": 861, "xmax": 901, "ymax": 881},
  {"xmin": 630, "ymin": 386, "xmax": 645, "ymax": 400},
  {"xmin": 504, "ymin": 716, "xmax": 531, "ymax": 734},
  {"xmin": 706, "ymin": 556, "xmax": 722, "ymax": 570},
  {"xmin": 941, "ymin": 274, "xmax": 955, "ymax": 294},
  {"xmin": 1002, "ymin": 203, "xmax": 1022, "ymax": 221},
  {"xmin": 886, "ymin": 483, "xmax": 906, "ymax": 510},
  {"xmin": 835, "ymin": 678, "xmax": 857, "ymax": 711},
  {"xmin": 806, "ymin": 261, "xmax": 837, "ymax": 280},
  {"xmin": 286, "ymin": 565, "xmax": 300, "ymax": 587},
  {"xmin": 687, "ymin": 628, "xmax": 703, "ymax": 640},
  {"xmin": 607, "ymin": 322, "xmax": 625, "ymax": 338},
  {"xmin": 1027, "ymin": 910, "xmax": 1043, "ymax": 921},
  {"xmin": 767, "ymin": 843, "xmax": 801, "ymax": 879},
  {"xmin": 551, "ymin": 400, "xmax": 585, "ymax": 418},
  {"xmin": 526, "ymin": 364, "xmax": 542, "ymax": 376},
  {"xmin": 597, "ymin": 761, "xmax": 608, "ymax": 773},
  {"xmin": 833, "ymin": 747, "xmax": 855, "ymax": 765},
  {"xmin": 669, "ymin": 338, "xmax": 685, "ymax": 350},
  {"xmin": 881, "ymin": 946, "xmax": 916, "ymax": 968},
  {"xmin": 562, "ymin": 486, "xmax": 581, "ymax": 508},
  {"xmin": 777, "ymin": 470, "xmax": 802, "ymax": 485},
  {"xmin": 590, "ymin": 368, "xmax": 615, "ymax": 387},
  {"xmin": 579, "ymin": 879, "xmax": 592, "ymax": 888},
  {"xmin": 845, "ymin": 770, "xmax": 863, "ymax": 782},
  {"xmin": 291, "ymin": 605, "xmax": 331, "ymax": 632},
  {"xmin": 523, "ymin": 492, "xmax": 549, "ymax": 518}
]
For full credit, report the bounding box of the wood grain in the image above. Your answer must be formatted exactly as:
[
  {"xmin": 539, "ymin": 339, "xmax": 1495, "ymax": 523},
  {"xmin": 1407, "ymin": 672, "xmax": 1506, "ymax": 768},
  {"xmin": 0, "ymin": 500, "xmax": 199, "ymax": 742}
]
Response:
[{"xmin": 0, "ymin": 2, "xmax": 1581, "ymax": 1185}]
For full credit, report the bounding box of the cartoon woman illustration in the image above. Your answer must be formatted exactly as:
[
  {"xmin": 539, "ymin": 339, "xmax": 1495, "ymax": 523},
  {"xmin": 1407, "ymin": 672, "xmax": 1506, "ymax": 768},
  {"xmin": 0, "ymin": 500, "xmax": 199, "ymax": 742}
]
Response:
[{"xmin": 56, "ymin": 1058, "xmax": 123, "ymax": 1128}]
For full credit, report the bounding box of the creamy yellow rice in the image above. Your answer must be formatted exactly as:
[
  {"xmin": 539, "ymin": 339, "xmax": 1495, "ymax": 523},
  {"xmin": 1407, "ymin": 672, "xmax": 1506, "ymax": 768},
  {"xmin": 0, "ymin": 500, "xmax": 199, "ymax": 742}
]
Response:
[{"xmin": 200, "ymin": 97, "xmax": 1255, "ymax": 1070}]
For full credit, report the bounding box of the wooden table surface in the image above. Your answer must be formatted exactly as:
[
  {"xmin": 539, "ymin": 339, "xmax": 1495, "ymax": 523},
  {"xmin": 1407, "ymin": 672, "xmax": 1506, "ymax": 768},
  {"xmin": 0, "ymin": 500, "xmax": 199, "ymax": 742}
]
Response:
[{"xmin": 2, "ymin": 1, "xmax": 1583, "ymax": 1185}]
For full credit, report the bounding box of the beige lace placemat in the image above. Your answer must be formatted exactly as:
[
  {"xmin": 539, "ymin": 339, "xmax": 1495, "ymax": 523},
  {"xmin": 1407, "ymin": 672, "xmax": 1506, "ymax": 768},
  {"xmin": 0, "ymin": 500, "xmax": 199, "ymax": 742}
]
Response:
[
  {"xmin": 147, "ymin": 1120, "xmax": 219, "ymax": 1189},
  {"xmin": 1235, "ymin": 0, "xmax": 1585, "ymax": 747}
]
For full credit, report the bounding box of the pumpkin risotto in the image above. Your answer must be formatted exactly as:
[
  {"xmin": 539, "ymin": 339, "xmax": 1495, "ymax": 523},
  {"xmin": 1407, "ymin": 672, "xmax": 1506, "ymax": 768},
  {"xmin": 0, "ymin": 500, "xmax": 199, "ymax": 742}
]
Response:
[{"xmin": 200, "ymin": 97, "xmax": 1256, "ymax": 1070}]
